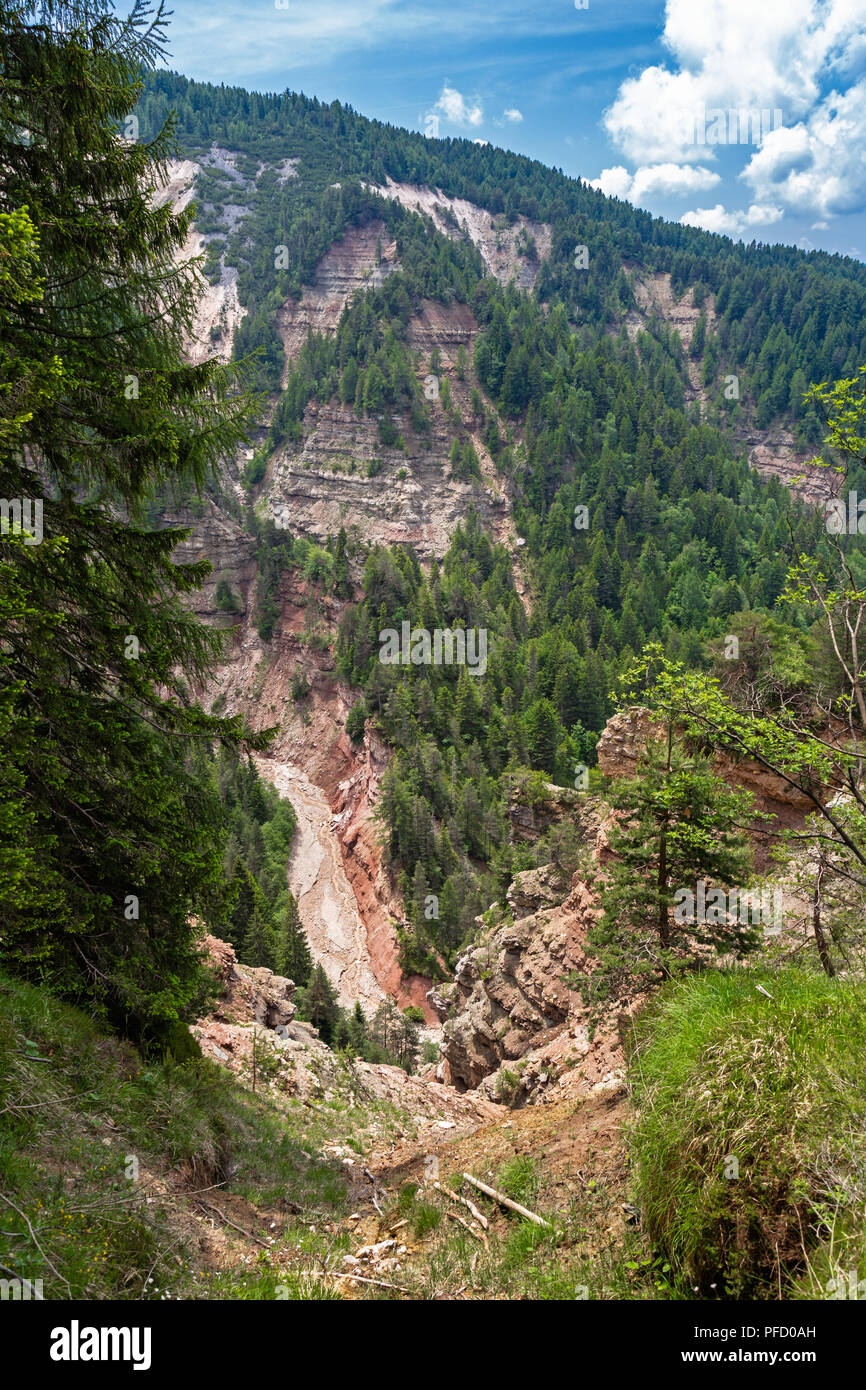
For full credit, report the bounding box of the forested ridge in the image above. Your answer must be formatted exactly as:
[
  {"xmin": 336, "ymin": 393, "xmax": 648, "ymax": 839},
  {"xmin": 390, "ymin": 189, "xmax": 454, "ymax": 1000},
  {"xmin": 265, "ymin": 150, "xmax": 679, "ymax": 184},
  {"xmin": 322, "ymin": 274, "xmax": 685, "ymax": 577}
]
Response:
[
  {"xmin": 4, "ymin": 0, "xmax": 866, "ymax": 1312},
  {"xmin": 129, "ymin": 70, "xmax": 866, "ymax": 974},
  {"xmin": 137, "ymin": 69, "xmax": 866, "ymax": 436}
]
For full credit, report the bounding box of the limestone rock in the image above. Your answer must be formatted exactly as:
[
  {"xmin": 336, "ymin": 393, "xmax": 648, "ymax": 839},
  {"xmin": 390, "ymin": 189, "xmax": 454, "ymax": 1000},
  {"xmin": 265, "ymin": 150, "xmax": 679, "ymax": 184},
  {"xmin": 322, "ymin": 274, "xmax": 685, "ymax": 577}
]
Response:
[
  {"xmin": 506, "ymin": 863, "xmax": 570, "ymax": 917},
  {"xmin": 439, "ymin": 871, "xmax": 601, "ymax": 1091},
  {"xmin": 199, "ymin": 933, "xmax": 296, "ymax": 1029}
]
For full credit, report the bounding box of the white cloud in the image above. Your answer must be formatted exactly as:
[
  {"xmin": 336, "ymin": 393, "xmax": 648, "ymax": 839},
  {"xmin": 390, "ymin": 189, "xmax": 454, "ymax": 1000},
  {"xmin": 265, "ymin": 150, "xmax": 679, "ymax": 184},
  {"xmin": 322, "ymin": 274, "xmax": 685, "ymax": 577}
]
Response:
[
  {"xmin": 502, "ymin": 108, "xmax": 523, "ymax": 123},
  {"xmin": 429, "ymin": 82, "xmax": 483, "ymax": 128},
  {"xmin": 596, "ymin": 0, "xmax": 866, "ymax": 222},
  {"xmin": 680, "ymin": 202, "xmax": 784, "ymax": 239},
  {"xmin": 681, "ymin": 204, "xmax": 743, "ymax": 235},
  {"xmin": 592, "ymin": 162, "xmax": 721, "ymax": 203},
  {"xmin": 740, "ymin": 77, "xmax": 866, "ymax": 216},
  {"xmin": 743, "ymin": 203, "xmax": 784, "ymax": 226},
  {"xmin": 590, "ymin": 166, "xmax": 634, "ymax": 199}
]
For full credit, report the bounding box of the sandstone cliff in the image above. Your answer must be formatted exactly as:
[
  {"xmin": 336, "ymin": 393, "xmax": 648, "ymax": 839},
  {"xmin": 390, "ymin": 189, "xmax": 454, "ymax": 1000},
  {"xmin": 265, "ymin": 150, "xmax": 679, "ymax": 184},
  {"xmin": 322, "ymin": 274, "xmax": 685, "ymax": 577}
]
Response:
[{"xmin": 432, "ymin": 867, "xmax": 634, "ymax": 1107}]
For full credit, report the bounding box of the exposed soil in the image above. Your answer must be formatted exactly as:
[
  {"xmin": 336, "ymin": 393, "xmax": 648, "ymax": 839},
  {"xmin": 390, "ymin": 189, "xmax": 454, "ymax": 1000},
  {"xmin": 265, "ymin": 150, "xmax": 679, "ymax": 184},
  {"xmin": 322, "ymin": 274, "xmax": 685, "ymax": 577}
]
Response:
[{"xmin": 254, "ymin": 754, "xmax": 387, "ymax": 1012}]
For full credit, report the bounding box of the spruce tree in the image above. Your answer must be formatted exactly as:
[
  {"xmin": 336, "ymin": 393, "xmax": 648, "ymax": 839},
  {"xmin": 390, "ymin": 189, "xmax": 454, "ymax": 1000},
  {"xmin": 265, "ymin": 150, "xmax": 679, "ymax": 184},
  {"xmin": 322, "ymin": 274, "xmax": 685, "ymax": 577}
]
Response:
[
  {"xmin": 0, "ymin": 0, "xmax": 264, "ymax": 1045},
  {"xmin": 275, "ymin": 892, "xmax": 313, "ymax": 986},
  {"xmin": 347, "ymin": 1002, "xmax": 368, "ymax": 1057},
  {"xmin": 299, "ymin": 964, "xmax": 340, "ymax": 1044},
  {"xmin": 241, "ymin": 905, "xmax": 277, "ymax": 973},
  {"xmin": 590, "ymin": 726, "xmax": 757, "ymax": 996}
]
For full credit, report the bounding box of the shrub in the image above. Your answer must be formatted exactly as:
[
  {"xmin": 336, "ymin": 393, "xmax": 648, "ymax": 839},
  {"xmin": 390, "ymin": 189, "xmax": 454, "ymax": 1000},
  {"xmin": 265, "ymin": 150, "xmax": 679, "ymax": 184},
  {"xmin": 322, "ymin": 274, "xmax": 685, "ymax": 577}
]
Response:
[
  {"xmin": 629, "ymin": 969, "xmax": 866, "ymax": 1298},
  {"xmin": 345, "ymin": 701, "xmax": 367, "ymax": 742}
]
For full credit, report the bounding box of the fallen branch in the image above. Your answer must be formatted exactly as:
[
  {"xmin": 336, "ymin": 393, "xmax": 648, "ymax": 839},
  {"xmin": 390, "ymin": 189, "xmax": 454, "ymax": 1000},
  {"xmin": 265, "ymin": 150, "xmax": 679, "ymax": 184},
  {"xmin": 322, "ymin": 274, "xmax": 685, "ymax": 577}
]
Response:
[
  {"xmin": 444, "ymin": 1210, "xmax": 488, "ymax": 1247},
  {"xmin": 434, "ymin": 1180, "xmax": 489, "ymax": 1230},
  {"xmin": 461, "ymin": 1173, "xmax": 551, "ymax": 1228},
  {"xmin": 195, "ymin": 1199, "xmax": 270, "ymax": 1249}
]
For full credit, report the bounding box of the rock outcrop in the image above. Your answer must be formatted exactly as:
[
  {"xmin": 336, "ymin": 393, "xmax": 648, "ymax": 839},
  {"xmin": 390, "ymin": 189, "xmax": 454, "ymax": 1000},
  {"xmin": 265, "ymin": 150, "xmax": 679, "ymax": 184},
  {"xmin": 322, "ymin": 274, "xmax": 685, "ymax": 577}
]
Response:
[
  {"xmin": 193, "ymin": 936, "xmax": 497, "ymax": 1134},
  {"xmin": 596, "ymin": 705, "xmax": 815, "ymax": 822},
  {"xmin": 434, "ymin": 871, "xmax": 604, "ymax": 1094},
  {"xmin": 201, "ymin": 932, "xmax": 296, "ymax": 1030},
  {"xmin": 169, "ymin": 498, "xmax": 257, "ymax": 623},
  {"xmin": 734, "ymin": 425, "xmax": 832, "ymax": 507},
  {"xmin": 369, "ymin": 179, "xmax": 552, "ymax": 291},
  {"xmin": 265, "ymin": 400, "xmax": 508, "ymax": 562},
  {"xmin": 276, "ymin": 220, "xmax": 397, "ymax": 383},
  {"xmin": 595, "ymin": 706, "xmax": 663, "ymax": 779},
  {"xmin": 264, "ymin": 292, "xmax": 512, "ymax": 562}
]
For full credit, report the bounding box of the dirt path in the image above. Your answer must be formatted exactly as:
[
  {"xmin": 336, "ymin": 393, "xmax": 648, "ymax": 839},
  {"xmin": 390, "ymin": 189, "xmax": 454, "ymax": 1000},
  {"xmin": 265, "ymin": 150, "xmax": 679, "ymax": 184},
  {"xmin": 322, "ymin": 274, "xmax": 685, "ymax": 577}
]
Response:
[{"xmin": 254, "ymin": 755, "xmax": 387, "ymax": 1011}]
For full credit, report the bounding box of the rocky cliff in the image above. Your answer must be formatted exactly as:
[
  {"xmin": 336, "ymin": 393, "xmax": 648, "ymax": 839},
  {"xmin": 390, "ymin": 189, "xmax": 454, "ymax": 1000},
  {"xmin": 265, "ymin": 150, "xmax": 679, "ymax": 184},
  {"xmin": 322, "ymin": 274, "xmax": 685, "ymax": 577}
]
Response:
[
  {"xmin": 193, "ymin": 935, "xmax": 495, "ymax": 1130},
  {"xmin": 432, "ymin": 866, "xmax": 633, "ymax": 1107}
]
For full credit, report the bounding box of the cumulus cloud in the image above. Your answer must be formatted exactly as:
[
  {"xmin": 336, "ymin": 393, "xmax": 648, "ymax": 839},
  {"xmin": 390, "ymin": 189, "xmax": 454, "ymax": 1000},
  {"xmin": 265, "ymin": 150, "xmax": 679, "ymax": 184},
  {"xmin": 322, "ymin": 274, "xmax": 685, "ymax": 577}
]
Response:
[
  {"xmin": 591, "ymin": 162, "xmax": 721, "ymax": 202},
  {"xmin": 429, "ymin": 82, "xmax": 483, "ymax": 128},
  {"xmin": 594, "ymin": 0, "xmax": 866, "ymax": 222},
  {"xmin": 590, "ymin": 166, "xmax": 634, "ymax": 199},
  {"xmin": 740, "ymin": 77, "xmax": 866, "ymax": 216},
  {"xmin": 502, "ymin": 108, "xmax": 523, "ymax": 123},
  {"xmin": 680, "ymin": 202, "xmax": 784, "ymax": 238}
]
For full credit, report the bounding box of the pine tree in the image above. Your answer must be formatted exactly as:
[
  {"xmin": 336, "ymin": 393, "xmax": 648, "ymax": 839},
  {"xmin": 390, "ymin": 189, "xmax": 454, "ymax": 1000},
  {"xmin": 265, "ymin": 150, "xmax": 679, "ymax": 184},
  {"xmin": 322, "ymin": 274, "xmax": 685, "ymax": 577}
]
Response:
[
  {"xmin": 347, "ymin": 1002, "xmax": 368, "ymax": 1056},
  {"xmin": 241, "ymin": 904, "xmax": 277, "ymax": 972},
  {"xmin": 524, "ymin": 698, "xmax": 561, "ymax": 775},
  {"xmin": 590, "ymin": 726, "xmax": 757, "ymax": 995},
  {"xmin": 226, "ymin": 862, "xmax": 258, "ymax": 951},
  {"xmin": 275, "ymin": 892, "xmax": 313, "ymax": 986},
  {"xmin": 299, "ymin": 964, "xmax": 340, "ymax": 1044},
  {"xmin": 0, "ymin": 0, "xmax": 264, "ymax": 1045}
]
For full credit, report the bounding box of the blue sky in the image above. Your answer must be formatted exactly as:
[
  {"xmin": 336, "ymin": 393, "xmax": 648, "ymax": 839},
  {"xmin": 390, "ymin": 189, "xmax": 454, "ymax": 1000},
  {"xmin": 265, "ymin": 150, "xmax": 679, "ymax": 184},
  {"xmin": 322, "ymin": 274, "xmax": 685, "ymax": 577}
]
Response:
[{"xmin": 157, "ymin": 0, "xmax": 866, "ymax": 261}]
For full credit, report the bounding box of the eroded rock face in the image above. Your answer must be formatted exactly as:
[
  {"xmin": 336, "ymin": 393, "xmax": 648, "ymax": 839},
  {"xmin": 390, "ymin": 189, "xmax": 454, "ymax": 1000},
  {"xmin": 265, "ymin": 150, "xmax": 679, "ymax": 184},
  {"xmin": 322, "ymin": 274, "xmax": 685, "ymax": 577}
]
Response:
[
  {"xmin": 193, "ymin": 935, "xmax": 497, "ymax": 1130},
  {"xmin": 201, "ymin": 933, "xmax": 296, "ymax": 1030},
  {"xmin": 264, "ymin": 290, "xmax": 511, "ymax": 562},
  {"xmin": 735, "ymin": 426, "xmax": 831, "ymax": 508},
  {"xmin": 596, "ymin": 706, "xmax": 815, "ymax": 819},
  {"xmin": 368, "ymin": 179, "xmax": 552, "ymax": 291},
  {"xmin": 505, "ymin": 863, "xmax": 570, "ymax": 916},
  {"xmin": 276, "ymin": 220, "xmax": 397, "ymax": 383},
  {"xmin": 436, "ymin": 872, "xmax": 600, "ymax": 1091},
  {"xmin": 155, "ymin": 155, "xmax": 248, "ymax": 366},
  {"xmin": 436, "ymin": 701, "xmax": 817, "ymax": 1104},
  {"xmin": 507, "ymin": 779, "xmax": 606, "ymax": 846},
  {"xmin": 265, "ymin": 399, "xmax": 508, "ymax": 562},
  {"xmin": 169, "ymin": 499, "xmax": 257, "ymax": 623},
  {"xmin": 595, "ymin": 707, "xmax": 663, "ymax": 778}
]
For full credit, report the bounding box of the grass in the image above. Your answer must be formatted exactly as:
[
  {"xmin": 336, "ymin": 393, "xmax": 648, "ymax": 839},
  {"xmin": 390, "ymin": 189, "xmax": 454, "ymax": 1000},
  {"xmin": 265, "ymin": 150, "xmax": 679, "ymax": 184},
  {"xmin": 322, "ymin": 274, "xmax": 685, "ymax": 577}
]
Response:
[
  {"xmin": 361, "ymin": 1142, "xmax": 666, "ymax": 1302},
  {"xmin": 8, "ymin": 955, "xmax": 862, "ymax": 1303},
  {"xmin": 627, "ymin": 966, "xmax": 866, "ymax": 1299},
  {"xmin": 0, "ymin": 972, "xmax": 412, "ymax": 1299},
  {"xmin": 369, "ymin": 1167, "xmax": 658, "ymax": 1301}
]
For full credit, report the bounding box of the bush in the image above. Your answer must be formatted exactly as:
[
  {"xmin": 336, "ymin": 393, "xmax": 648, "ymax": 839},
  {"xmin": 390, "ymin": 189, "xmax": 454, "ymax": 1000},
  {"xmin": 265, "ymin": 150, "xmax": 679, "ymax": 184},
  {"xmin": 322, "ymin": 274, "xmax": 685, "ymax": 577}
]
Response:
[
  {"xmin": 215, "ymin": 578, "xmax": 241, "ymax": 613},
  {"xmin": 290, "ymin": 669, "xmax": 310, "ymax": 702},
  {"xmin": 345, "ymin": 701, "xmax": 367, "ymax": 741},
  {"xmin": 628, "ymin": 968, "xmax": 866, "ymax": 1298},
  {"xmin": 243, "ymin": 451, "xmax": 268, "ymax": 488}
]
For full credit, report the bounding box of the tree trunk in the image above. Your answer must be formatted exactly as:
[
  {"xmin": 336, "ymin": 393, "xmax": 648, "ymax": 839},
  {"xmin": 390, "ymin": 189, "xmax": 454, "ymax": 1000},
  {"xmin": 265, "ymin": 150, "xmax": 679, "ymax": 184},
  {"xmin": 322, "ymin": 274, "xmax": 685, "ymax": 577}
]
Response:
[
  {"xmin": 657, "ymin": 721, "xmax": 674, "ymax": 949},
  {"xmin": 812, "ymin": 857, "xmax": 836, "ymax": 978},
  {"xmin": 657, "ymin": 823, "xmax": 670, "ymax": 948}
]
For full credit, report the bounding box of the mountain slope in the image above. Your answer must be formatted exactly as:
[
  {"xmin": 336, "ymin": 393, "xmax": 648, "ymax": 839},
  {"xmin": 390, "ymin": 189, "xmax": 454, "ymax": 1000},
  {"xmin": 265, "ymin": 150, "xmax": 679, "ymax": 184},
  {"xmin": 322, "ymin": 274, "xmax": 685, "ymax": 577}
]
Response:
[{"xmin": 140, "ymin": 69, "xmax": 866, "ymax": 1007}]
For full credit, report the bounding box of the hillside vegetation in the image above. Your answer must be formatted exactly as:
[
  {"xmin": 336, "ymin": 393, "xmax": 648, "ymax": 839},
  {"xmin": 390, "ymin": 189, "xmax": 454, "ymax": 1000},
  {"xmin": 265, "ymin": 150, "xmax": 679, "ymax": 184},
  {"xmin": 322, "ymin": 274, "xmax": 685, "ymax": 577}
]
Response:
[{"xmin": 3, "ymin": 0, "xmax": 866, "ymax": 1308}]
